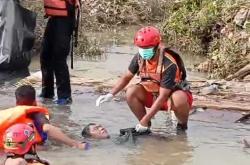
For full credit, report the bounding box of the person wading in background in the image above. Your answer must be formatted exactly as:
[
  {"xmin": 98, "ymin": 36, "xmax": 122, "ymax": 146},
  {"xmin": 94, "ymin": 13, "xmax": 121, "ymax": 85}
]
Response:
[{"xmin": 40, "ymin": 0, "xmax": 80, "ymax": 105}]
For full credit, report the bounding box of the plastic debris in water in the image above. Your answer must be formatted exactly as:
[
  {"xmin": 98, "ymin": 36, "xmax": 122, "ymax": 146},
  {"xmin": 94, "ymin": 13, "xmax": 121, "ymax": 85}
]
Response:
[{"xmin": 199, "ymin": 84, "xmax": 219, "ymax": 95}]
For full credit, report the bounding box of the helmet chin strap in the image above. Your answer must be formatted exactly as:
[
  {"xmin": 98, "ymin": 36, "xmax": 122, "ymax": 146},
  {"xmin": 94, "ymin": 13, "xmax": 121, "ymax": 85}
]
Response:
[{"xmin": 28, "ymin": 145, "xmax": 37, "ymax": 155}]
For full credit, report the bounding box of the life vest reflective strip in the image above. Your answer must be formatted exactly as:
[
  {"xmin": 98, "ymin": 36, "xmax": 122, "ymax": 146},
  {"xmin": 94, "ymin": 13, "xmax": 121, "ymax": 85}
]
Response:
[
  {"xmin": 0, "ymin": 106, "xmax": 49, "ymax": 148},
  {"xmin": 138, "ymin": 46, "xmax": 185, "ymax": 93},
  {"xmin": 44, "ymin": 0, "xmax": 75, "ymax": 17}
]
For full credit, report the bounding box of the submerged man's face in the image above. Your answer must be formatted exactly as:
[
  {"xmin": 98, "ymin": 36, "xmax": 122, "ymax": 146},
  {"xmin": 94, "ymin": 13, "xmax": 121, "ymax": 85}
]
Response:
[{"xmin": 89, "ymin": 124, "xmax": 110, "ymax": 139}]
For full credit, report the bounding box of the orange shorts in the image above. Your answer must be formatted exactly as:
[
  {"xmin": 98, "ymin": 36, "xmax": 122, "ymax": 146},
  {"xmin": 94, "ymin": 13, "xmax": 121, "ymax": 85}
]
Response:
[{"xmin": 144, "ymin": 90, "xmax": 193, "ymax": 111}]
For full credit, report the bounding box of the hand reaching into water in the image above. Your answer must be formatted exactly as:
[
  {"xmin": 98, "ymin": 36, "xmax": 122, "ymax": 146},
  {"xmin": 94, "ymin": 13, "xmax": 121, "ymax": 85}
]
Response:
[
  {"xmin": 73, "ymin": 141, "xmax": 90, "ymax": 150},
  {"xmin": 96, "ymin": 93, "xmax": 113, "ymax": 106}
]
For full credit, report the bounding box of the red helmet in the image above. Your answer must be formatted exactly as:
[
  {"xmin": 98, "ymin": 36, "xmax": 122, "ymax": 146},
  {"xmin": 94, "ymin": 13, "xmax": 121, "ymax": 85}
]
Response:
[
  {"xmin": 3, "ymin": 124, "xmax": 35, "ymax": 155},
  {"xmin": 134, "ymin": 26, "xmax": 161, "ymax": 48}
]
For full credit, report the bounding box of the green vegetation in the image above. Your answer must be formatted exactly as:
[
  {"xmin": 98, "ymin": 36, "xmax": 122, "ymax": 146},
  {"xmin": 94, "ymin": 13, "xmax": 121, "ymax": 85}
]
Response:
[
  {"xmin": 74, "ymin": 33, "xmax": 103, "ymax": 60},
  {"xmin": 162, "ymin": 0, "xmax": 249, "ymax": 79}
]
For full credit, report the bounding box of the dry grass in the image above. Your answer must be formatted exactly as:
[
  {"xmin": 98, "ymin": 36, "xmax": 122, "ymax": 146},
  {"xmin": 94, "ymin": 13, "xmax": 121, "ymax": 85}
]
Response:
[{"xmin": 20, "ymin": 0, "xmax": 168, "ymax": 58}]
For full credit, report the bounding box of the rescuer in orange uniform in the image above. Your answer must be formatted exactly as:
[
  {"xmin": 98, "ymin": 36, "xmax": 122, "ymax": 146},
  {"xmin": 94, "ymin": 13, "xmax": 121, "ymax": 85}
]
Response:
[{"xmin": 96, "ymin": 26, "xmax": 193, "ymax": 133}]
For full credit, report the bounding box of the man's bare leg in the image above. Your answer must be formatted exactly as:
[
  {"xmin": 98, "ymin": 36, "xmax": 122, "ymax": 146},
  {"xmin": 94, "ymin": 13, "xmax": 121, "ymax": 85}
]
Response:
[
  {"xmin": 126, "ymin": 84, "xmax": 147, "ymax": 121},
  {"xmin": 170, "ymin": 90, "xmax": 190, "ymax": 129}
]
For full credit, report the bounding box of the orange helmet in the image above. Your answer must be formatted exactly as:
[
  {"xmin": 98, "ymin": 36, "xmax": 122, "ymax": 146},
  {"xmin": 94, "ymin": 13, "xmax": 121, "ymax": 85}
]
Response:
[
  {"xmin": 3, "ymin": 124, "xmax": 35, "ymax": 155},
  {"xmin": 134, "ymin": 26, "xmax": 161, "ymax": 48}
]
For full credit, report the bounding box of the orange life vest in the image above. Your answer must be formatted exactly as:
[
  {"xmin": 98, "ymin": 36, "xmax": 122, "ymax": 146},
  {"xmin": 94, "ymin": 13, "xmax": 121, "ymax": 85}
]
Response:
[
  {"xmin": 138, "ymin": 46, "xmax": 186, "ymax": 93},
  {"xmin": 0, "ymin": 106, "xmax": 49, "ymax": 148},
  {"xmin": 44, "ymin": 0, "xmax": 75, "ymax": 17}
]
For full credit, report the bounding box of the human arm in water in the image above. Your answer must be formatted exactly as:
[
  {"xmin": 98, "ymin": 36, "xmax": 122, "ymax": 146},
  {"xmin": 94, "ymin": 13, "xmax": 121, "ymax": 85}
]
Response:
[
  {"xmin": 43, "ymin": 124, "xmax": 87, "ymax": 149},
  {"xmin": 31, "ymin": 113, "xmax": 87, "ymax": 150}
]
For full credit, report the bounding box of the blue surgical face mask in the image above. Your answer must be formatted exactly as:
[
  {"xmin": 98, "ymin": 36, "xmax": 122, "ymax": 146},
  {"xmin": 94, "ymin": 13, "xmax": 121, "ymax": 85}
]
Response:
[{"xmin": 138, "ymin": 47, "xmax": 155, "ymax": 60}]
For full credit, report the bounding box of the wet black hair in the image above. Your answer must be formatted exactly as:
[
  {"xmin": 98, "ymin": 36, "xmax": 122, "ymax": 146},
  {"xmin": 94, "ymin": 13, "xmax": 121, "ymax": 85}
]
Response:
[
  {"xmin": 81, "ymin": 123, "xmax": 96, "ymax": 138},
  {"xmin": 15, "ymin": 85, "xmax": 36, "ymax": 106}
]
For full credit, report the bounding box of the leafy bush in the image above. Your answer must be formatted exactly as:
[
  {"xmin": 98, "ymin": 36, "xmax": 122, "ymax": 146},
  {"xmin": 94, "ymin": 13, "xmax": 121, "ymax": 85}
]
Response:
[{"xmin": 162, "ymin": 0, "xmax": 250, "ymax": 78}]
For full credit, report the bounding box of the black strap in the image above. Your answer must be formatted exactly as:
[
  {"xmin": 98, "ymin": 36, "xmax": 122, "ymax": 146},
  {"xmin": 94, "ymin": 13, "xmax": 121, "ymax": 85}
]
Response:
[
  {"xmin": 164, "ymin": 48, "xmax": 187, "ymax": 80},
  {"xmin": 71, "ymin": 35, "xmax": 74, "ymax": 69},
  {"xmin": 70, "ymin": 1, "xmax": 81, "ymax": 70}
]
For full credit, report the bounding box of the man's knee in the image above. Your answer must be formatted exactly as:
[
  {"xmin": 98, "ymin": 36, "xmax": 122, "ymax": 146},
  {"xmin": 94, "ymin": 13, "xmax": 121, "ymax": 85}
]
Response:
[
  {"xmin": 126, "ymin": 85, "xmax": 138, "ymax": 100},
  {"xmin": 126, "ymin": 84, "xmax": 145, "ymax": 102},
  {"xmin": 171, "ymin": 90, "xmax": 190, "ymax": 109}
]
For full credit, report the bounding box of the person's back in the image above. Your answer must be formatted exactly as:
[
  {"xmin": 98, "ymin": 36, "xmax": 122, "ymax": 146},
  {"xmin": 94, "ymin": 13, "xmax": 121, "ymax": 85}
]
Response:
[
  {"xmin": 40, "ymin": 0, "xmax": 81, "ymax": 105},
  {"xmin": 13, "ymin": 85, "xmax": 87, "ymax": 150},
  {"xmin": 0, "ymin": 85, "xmax": 49, "ymax": 148}
]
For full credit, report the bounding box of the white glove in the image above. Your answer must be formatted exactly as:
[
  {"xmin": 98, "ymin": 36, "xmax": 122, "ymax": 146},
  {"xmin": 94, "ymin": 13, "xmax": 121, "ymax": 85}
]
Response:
[
  {"xmin": 96, "ymin": 93, "xmax": 113, "ymax": 106},
  {"xmin": 135, "ymin": 123, "xmax": 149, "ymax": 133}
]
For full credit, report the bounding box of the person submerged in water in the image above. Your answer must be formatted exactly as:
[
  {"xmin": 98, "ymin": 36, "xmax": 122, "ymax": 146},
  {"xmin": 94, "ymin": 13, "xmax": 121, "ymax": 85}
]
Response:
[
  {"xmin": 81, "ymin": 123, "xmax": 110, "ymax": 139},
  {"xmin": 81, "ymin": 123, "xmax": 148, "ymax": 144}
]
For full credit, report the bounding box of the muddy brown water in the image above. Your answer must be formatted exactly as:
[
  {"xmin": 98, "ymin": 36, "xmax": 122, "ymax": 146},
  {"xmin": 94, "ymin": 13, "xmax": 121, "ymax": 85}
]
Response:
[{"xmin": 1, "ymin": 27, "xmax": 250, "ymax": 165}]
